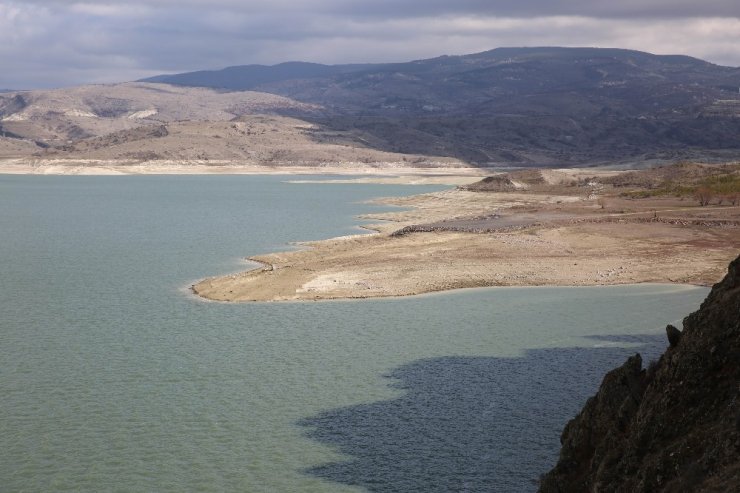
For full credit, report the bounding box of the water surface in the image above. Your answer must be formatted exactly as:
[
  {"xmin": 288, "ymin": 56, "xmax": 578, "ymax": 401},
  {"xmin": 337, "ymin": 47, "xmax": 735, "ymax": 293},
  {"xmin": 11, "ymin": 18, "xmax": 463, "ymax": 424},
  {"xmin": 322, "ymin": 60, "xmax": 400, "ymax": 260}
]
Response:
[{"xmin": 0, "ymin": 175, "xmax": 707, "ymax": 491}]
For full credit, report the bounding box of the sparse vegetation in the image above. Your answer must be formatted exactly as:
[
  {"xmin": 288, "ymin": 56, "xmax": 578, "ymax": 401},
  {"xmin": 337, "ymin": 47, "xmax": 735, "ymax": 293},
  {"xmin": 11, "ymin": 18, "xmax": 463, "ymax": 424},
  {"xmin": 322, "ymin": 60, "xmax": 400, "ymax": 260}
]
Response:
[
  {"xmin": 614, "ymin": 162, "xmax": 740, "ymax": 205},
  {"xmin": 695, "ymin": 186, "xmax": 713, "ymax": 206}
]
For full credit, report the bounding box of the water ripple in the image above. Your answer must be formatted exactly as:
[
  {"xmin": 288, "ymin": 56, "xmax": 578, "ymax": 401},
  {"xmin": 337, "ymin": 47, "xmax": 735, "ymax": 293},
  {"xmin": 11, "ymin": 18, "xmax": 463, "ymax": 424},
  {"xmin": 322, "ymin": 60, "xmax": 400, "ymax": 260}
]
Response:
[{"xmin": 300, "ymin": 335, "xmax": 665, "ymax": 492}]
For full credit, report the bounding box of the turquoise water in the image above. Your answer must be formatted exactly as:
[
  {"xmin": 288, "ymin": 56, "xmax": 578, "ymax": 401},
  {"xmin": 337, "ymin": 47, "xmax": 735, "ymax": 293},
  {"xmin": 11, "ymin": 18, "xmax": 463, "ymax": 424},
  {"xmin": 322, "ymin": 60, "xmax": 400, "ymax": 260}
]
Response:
[{"xmin": 0, "ymin": 176, "xmax": 707, "ymax": 492}]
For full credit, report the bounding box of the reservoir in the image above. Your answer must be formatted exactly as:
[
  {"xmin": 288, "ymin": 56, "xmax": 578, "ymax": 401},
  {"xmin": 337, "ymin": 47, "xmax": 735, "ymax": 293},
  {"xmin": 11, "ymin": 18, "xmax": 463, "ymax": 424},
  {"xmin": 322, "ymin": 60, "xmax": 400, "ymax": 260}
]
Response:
[{"xmin": 0, "ymin": 175, "xmax": 707, "ymax": 492}]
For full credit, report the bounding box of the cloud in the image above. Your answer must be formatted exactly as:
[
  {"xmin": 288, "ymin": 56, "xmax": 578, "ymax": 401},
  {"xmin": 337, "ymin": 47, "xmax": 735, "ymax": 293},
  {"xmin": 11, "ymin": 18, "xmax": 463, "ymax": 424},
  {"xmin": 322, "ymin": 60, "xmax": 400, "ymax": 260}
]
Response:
[
  {"xmin": 18, "ymin": 1, "xmax": 740, "ymax": 19},
  {"xmin": 1, "ymin": 1, "xmax": 739, "ymax": 89}
]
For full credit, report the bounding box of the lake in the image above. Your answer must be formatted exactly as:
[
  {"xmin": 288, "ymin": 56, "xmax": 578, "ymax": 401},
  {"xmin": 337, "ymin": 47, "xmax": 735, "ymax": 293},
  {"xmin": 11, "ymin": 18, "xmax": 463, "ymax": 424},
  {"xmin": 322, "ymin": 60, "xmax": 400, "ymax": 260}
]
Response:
[{"xmin": 0, "ymin": 175, "xmax": 707, "ymax": 492}]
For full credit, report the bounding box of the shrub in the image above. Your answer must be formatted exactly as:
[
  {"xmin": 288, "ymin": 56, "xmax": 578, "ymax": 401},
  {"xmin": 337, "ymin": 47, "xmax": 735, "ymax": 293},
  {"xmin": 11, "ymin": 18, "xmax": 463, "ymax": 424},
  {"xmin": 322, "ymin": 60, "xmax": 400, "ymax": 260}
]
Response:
[{"xmin": 695, "ymin": 186, "xmax": 712, "ymax": 206}]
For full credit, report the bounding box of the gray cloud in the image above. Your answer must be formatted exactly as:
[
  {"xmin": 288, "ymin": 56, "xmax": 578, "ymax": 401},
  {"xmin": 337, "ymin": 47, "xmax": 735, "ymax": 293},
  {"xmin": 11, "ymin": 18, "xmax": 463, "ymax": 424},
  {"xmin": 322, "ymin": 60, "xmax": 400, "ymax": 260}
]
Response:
[
  {"xmin": 1, "ymin": 1, "xmax": 739, "ymax": 89},
  {"xmin": 17, "ymin": 1, "xmax": 740, "ymax": 19}
]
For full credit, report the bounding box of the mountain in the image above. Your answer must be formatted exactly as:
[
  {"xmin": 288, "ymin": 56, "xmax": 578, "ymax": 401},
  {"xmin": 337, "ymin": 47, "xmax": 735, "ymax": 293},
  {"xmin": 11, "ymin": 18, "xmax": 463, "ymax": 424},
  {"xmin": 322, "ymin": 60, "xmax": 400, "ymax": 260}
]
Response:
[
  {"xmin": 0, "ymin": 82, "xmax": 319, "ymax": 141},
  {"xmin": 539, "ymin": 254, "xmax": 740, "ymax": 492},
  {"xmin": 140, "ymin": 47, "xmax": 740, "ymax": 166},
  {"xmin": 2, "ymin": 47, "xmax": 739, "ymax": 167},
  {"xmin": 0, "ymin": 82, "xmax": 460, "ymax": 166},
  {"xmin": 142, "ymin": 61, "xmax": 377, "ymax": 91},
  {"xmin": 143, "ymin": 47, "xmax": 740, "ymax": 116}
]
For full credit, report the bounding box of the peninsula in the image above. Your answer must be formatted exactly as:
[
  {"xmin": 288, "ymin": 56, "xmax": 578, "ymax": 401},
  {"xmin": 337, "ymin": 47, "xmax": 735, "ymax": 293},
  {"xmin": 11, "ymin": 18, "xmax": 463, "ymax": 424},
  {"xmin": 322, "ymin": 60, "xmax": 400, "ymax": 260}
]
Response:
[{"xmin": 193, "ymin": 163, "xmax": 740, "ymax": 302}]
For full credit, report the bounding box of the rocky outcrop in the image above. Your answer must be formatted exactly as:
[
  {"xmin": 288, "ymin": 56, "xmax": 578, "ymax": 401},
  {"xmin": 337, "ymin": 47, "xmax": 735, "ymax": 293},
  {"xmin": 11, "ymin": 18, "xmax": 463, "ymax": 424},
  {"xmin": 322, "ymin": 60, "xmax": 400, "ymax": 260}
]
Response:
[
  {"xmin": 458, "ymin": 175, "xmax": 518, "ymax": 192},
  {"xmin": 539, "ymin": 255, "xmax": 740, "ymax": 492}
]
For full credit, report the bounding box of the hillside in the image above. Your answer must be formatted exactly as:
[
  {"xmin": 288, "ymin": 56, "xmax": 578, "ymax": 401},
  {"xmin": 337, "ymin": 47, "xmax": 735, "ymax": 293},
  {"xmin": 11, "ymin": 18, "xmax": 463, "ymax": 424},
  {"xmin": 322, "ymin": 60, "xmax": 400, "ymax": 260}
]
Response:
[
  {"xmin": 46, "ymin": 116, "xmax": 460, "ymax": 165},
  {"xmin": 539, "ymin": 255, "xmax": 740, "ymax": 492},
  {"xmin": 141, "ymin": 47, "xmax": 740, "ymax": 166},
  {"xmin": 2, "ymin": 47, "xmax": 740, "ymax": 168},
  {"xmin": 0, "ymin": 82, "xmax": 320, "ymax": 143},
  {"xmin": 144, "ymin": 47, "xmax": 740, "ymax": 115},
  {"xmin": 0, "ymin": 82, "xmax": 460, "ymax": 166},
  {"xmin": 143, "ymin": 61, "xmax": 377, "ymax": 91}
]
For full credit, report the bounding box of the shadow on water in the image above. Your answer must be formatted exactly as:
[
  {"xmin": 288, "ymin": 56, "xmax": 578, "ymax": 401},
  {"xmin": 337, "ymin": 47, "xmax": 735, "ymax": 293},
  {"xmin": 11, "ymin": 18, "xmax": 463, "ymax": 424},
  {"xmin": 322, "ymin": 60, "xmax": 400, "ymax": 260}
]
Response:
[{"xmin": 298, "ymin": 334, "xmax": 666, "ymax": 493}]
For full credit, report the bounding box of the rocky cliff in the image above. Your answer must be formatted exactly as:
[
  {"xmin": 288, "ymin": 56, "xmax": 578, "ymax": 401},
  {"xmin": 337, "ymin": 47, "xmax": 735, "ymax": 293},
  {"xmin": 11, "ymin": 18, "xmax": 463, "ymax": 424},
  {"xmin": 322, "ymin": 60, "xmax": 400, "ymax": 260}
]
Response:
[{"xmin": 539, "ymin": 255, "xmax": 740, "ymax": 492}]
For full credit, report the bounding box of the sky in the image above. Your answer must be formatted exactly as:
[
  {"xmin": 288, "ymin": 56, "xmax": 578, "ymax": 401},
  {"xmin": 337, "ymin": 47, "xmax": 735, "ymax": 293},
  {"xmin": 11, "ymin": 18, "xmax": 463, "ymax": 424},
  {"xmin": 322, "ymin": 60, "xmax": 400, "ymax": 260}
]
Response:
[{"xmin": 1, "ymin": 1, "xmax": 739, "ymax": 89}]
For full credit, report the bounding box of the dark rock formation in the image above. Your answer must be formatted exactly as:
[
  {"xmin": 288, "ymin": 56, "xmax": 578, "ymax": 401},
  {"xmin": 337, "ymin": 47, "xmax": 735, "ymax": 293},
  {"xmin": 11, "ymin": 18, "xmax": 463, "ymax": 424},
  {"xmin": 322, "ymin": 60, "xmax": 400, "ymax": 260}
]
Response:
[
  {"xmin": 539, "ymin": 255, "xmax": 740, "ymax": 492},
  {"xmin": 458, "ymin": 175, "xmax": 517, "ymax": 192},
  {"xmin": 665, "ymin": 324, "xmax": 682, "ymax": 347}
]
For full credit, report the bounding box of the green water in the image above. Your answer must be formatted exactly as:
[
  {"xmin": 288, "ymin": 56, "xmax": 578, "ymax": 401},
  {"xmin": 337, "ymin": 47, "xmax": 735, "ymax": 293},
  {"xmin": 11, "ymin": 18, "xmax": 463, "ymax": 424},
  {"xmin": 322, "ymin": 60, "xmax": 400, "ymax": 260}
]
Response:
[{"xmin": 0, "ymin": 176, "xmax": 707, "ymax": 492}]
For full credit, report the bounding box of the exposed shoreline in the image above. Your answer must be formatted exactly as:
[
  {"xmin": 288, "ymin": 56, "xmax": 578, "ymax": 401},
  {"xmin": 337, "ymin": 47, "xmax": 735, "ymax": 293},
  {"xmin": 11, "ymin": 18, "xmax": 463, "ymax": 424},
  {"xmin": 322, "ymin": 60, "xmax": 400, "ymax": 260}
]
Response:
[
  {"xmin": 191, "ymin": 225, "xmax": 728, "ymax": 302},
  {"xmin": 8, "ymin": 160, "xmax": 734, "ymax": 302},
  {"xmin": 0, "ymin": 159, "xmax": 491, "ymax": 179},
  {"xmin": 192, "ymin": 179, "xmax": 740, "ymax": 302}
]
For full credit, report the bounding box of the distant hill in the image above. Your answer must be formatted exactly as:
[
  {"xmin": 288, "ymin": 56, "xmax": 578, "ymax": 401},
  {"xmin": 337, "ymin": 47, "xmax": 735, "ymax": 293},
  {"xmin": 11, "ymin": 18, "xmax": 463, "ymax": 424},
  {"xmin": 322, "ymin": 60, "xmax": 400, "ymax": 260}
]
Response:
[
  {"xmin": 142, "ymin": 47, "xmax": 740, "ymax": 115},
  {"xmin": 0, "ymin": 82, "xmax": 460, "ymax": 165},
  {"xmin": 139, "ymin": 47, "xmax": 740, "ymax": 166},
  {"xmin": 2, "ymin": 47, "xmax": 739, "ymax": 167},
  {"xmin": 0, "ymin": 82, "xmax": 320, "ymax": 142},
  {"xmin": 142, "ymin": 61, "xmax": 377, "ymax": 91}
]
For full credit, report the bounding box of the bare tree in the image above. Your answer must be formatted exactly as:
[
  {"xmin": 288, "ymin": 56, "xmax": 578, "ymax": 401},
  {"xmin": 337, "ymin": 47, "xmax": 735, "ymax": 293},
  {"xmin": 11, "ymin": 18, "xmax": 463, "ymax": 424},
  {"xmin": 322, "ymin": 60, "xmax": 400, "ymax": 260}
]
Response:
[{"xmin": 695, "ymin": 186, "xmax": 712, "ymax": 206}]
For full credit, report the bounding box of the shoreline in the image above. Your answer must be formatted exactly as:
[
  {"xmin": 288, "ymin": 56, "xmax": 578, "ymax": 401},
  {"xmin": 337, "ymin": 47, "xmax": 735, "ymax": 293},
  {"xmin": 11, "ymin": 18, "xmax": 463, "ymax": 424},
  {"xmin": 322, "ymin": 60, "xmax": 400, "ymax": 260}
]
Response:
[
  {"xmin": 192, "ymin": 185, "xmax": 739, "ymax": 302},
  {"xmin": 9, "ymin": 161, "xmax": 733, "ymax": 303},
  {"xmin": 191, "ymin": 227, "xmax": 735, "ymax": 302},
  {"xmin": 189, "ymin": 275, "xmax": 708, "ymax": 304},
  {"xmin": 0, "ymin": 159, "xmax": 492, "ymax": 179},
  {"xmin": 191, "ymin": 241, "xmax": 721, "ymax": 302}
]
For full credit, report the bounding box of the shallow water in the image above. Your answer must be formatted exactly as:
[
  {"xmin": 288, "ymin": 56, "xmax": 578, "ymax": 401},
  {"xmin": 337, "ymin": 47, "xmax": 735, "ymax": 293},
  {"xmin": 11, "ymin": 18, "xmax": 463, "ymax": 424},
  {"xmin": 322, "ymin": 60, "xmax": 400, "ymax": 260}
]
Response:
[{"xmin": 0, "ymin": 175, "xmax": 707, "ymax": 492}]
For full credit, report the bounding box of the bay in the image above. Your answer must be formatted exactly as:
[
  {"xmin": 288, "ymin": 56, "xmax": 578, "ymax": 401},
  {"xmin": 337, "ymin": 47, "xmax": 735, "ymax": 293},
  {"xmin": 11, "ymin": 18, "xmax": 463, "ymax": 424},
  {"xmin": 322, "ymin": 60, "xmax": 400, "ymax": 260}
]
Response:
[{"xmin": 0, "ymin": 175, "xmax": 707, "ymax": 492}]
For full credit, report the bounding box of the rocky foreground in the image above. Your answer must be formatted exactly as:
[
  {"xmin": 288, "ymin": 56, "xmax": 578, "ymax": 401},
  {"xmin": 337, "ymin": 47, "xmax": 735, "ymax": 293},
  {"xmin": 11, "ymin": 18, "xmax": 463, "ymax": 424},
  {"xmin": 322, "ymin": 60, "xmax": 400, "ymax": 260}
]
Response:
[{"xmin": 539, "ymin": 255, "xmax": 740, "ymax": 492}]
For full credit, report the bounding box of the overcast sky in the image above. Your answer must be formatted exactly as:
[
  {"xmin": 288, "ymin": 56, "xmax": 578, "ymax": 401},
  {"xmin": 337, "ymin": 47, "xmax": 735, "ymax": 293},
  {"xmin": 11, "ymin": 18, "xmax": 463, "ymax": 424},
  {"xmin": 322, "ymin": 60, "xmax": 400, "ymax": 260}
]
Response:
[{"xmin": 1, "ymin": 0, "xmax": 739, "ymax": 89}]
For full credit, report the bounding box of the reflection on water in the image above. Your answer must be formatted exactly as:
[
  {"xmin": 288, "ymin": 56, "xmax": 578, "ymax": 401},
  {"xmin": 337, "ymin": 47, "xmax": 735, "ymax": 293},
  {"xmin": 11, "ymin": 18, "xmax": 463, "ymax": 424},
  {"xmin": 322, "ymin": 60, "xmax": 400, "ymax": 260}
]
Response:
[{"xmin": 300, "ymin": 335, "xmax": 665, "ymax": 493}]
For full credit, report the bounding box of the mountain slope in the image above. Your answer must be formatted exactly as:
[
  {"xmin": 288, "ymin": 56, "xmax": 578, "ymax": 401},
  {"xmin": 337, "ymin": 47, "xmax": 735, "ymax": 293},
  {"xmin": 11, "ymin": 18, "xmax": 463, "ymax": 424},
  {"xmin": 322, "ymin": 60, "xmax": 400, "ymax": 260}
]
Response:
[
  {"xmin": 0, "ymin": 83, "xmax": 461, "ymax": 165},
  {"xmin": 139, "ymin": 47, "xmax": 740, "ymax": 165},
  {"xmin": 142, "ymin": 61, "xmax": 377, "ymax": 91},
  {"xmin": 143, "ymin": 47, "xmax": 740, "ymax": 115},
  {"xmin": 45, "ymin": 116, "xmax": 460, "ymax": 165},
  {"xmin": 0, "ymin": 82, "xmax": 320, "ymax": 144},
  {"xmin": 2, "ymin": 48, "xmax": 739, "ymax": 167}
]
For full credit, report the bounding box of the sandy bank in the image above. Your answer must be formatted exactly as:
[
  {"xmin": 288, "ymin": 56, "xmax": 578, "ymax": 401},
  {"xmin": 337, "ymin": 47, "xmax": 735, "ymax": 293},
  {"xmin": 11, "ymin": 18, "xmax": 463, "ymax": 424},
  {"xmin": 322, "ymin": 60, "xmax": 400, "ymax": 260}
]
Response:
[
  {"xmin": 0, "ymin": 159, "xmax": 490, "ymax": 180},
  {"xmin": 192, "ymin": 223, "xmax": 736, "ymax": 302},
  {"xmin": 193, "ymin": 187, "xmax": 740, "ymax": 302}
]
